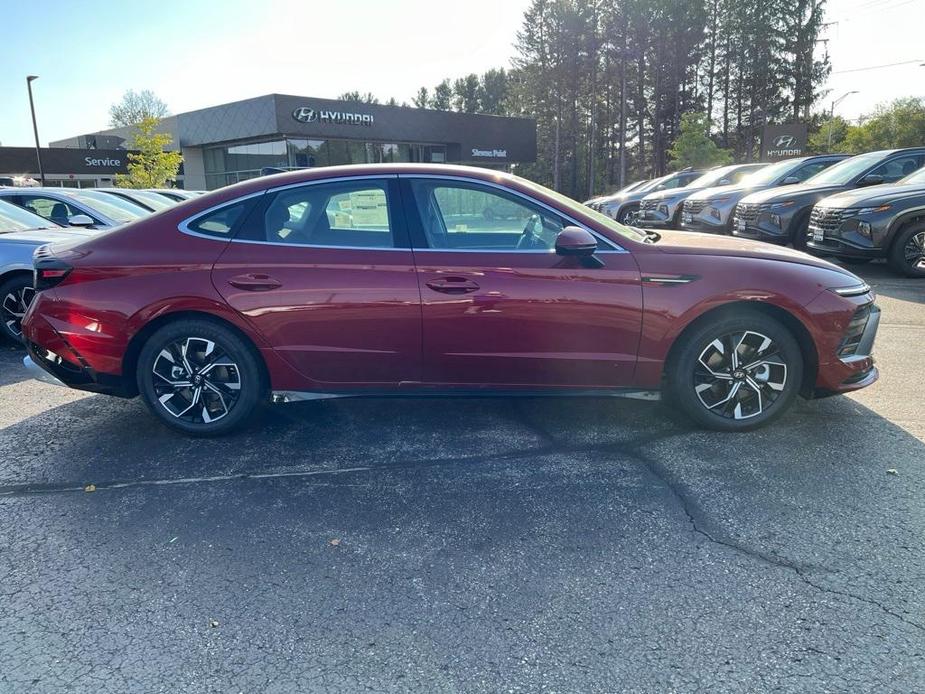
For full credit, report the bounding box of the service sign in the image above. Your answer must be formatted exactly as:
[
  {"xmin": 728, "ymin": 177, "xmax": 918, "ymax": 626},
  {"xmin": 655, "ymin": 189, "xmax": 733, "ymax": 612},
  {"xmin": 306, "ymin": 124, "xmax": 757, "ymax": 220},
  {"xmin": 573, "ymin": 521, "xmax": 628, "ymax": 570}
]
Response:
[{"xmin": 761, "ymin": 124, "xmax": 809, "ymax": 161}]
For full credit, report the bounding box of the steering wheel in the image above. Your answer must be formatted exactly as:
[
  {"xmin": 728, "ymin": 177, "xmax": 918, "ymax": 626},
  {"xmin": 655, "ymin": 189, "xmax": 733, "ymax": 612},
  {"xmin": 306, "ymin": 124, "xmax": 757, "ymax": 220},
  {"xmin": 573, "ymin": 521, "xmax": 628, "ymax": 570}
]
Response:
[{"xmin": 516, "ymin": 214, "xmax": 544, "ymax": 250}]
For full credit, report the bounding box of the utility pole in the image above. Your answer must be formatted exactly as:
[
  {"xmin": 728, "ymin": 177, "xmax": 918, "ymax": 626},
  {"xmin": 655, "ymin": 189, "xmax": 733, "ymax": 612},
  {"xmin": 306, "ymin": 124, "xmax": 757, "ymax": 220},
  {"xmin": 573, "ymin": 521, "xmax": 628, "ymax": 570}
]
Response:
[
  {"xmin": 26, "ymin": 75, "xmax": 46, "ymax": 186},
  {"xmin": 827, "ymin": 91, "xmax": 858, "ymax": 151}
]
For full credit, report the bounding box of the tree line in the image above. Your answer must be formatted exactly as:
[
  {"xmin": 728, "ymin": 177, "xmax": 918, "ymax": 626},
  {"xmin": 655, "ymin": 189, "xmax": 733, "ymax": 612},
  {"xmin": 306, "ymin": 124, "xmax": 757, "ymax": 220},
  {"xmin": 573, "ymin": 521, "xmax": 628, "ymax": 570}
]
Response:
[{"xmin": 408, "ymin": 0, "xmax": 830, "ymax": 199}]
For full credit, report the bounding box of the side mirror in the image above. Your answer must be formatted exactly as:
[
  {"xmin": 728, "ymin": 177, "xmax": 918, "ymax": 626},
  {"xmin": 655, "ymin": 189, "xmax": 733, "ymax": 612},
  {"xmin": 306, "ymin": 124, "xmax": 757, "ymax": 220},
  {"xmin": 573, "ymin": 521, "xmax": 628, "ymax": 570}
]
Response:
[
  {"xmin": 555, "ymin": 226, "xmax": 598, "ymax": 257},
  {"xmin": 556, "ymin": 226, "xmax": 604, "ymax": 267},
  {"xmin": 67, "ymin": 214, "xmax": 95, "ymax": 227},
  {"xmin": 780, "ymin": 176, "xmax": 801, "ymax": 185},
  {"xmin": 858, "ymin": 174, "xmax": 884, "ymax": 187}
]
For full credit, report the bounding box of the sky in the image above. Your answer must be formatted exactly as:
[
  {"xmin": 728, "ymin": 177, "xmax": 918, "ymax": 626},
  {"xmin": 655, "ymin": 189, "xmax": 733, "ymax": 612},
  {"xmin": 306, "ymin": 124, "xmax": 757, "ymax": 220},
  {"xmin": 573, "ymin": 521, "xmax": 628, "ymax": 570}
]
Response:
[{"xmin": 0, "ymin": 0, "xmax": 922, "ymax": 147}]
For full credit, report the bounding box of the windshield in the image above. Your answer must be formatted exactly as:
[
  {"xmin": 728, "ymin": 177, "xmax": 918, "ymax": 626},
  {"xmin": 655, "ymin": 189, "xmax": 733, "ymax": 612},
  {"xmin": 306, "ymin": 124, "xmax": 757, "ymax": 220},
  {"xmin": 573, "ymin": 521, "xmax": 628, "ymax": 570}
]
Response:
[
  {"xmin": 127, "ymin": 191, "xmax": 174, "ymax": 211},
  {"xmin": 900, "ymin": 167, "xmax": 925, "ymax": 186},
  {"xmin": 740, "ymin": 159, "xmax": 804, "ymax": 186},
  {"xmin": 689, "ymin": 165, "xmax": 752, "ymax": 189},
  {"xmin": 72, "ymin": 190, "xmax": 148, "ymax": 223},
  {"xmin": 0, "ymin": 199, "xmax": 60, "ymax": 232},
  {"xmin": 804, "ymin": 152, "xmax": 886, "ymax": 185},
  {"xmin": 515, "ymin": 175, "xmax": 649, "ymax": 243}
]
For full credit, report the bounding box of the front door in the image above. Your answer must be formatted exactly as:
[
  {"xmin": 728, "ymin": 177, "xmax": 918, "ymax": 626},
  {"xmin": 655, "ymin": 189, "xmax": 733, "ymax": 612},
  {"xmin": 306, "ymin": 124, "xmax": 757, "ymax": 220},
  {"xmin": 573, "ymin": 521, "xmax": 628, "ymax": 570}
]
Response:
[
  {"xmin": 400, "ymin": 176, "xmax": 643, "ymax": 389},
  {"xmin": 211, "ymin": 177, "xmax": 422, "ymax": 389}
]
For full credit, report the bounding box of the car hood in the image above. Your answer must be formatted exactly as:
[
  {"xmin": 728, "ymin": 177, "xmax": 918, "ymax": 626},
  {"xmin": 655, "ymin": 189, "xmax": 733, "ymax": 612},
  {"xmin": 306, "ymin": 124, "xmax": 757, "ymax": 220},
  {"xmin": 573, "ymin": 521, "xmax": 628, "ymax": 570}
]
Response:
[
  {"xmin": 685, "ymin": 182, "xmax": 770, "ymax": 202},
  {"xmin": 740, "ymin": 182, "xmax": 847, "ymax": 204},
  {"xmin": 0, "ymin": 228, "xmax": 95, "ymax": 245},
  {"xmin": 652, "ymin": 229, "xmax": 848, "ymax": 272},
  {"xmin": 816, "ymin": 183, "xmax": 925, "ymax": 208},
  {"xmin": 643, "ymin": 187, "xmax": 701, "ymax": 203}
]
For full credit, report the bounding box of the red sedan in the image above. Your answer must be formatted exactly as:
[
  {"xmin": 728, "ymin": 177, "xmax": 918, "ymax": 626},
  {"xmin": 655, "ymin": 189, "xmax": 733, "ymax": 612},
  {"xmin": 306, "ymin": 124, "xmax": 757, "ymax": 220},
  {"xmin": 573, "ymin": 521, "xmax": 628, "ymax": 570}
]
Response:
[{"xmin": 22, "ymin": 164, "xmax": 880, "ymax": 435}]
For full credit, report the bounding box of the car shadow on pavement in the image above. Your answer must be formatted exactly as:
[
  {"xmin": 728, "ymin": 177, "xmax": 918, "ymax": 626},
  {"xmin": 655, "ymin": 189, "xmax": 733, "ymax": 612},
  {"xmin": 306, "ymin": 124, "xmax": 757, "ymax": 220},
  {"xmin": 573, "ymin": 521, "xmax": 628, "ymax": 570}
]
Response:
[{"xmin": 0, "ymin": 343, "xmax": 31, "ymax": 388}]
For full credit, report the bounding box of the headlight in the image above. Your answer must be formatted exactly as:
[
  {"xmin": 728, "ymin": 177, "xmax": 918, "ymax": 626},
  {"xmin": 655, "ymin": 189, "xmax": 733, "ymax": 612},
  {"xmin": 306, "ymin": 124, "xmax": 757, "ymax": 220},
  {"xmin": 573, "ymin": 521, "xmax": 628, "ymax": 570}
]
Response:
[
  {"xmin": 709, "ymin": 207, "xmax": 722, "ymax": 220},
  {"xmin": 830, "ymin": 282, "xmax": 871, "ymax": 297},
  {"xmin": 857, "ymin": 204, "xmax": 891, "ymax": 215},
  {"xmin": 658, "ymin": 204, "xmax": 669, "ymax": 215},
  {"xmin": 770, "ymin": 200, "xmax": 796, "ymax": 209}
]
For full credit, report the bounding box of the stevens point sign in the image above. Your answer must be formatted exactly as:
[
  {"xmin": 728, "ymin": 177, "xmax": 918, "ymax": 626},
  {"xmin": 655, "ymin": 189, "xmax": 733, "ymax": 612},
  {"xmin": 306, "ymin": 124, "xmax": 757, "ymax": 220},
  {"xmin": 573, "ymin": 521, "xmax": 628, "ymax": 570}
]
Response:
[{"xmin": 761, "ymin": 124, "xmax": 809, "ymax": 161}]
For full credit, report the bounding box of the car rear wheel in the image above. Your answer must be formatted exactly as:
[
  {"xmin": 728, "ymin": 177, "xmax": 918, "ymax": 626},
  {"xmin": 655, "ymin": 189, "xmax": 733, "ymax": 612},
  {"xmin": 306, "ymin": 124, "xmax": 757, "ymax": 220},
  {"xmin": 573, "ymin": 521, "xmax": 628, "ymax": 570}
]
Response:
[
  {"xmin": 0, "ymin": 275, "xmax": 35, "ymax": 344},
  {"xmin": 888, "ymin": 222, "xmax": 925, "ymax": 278},
  {"xmin": 137, "ymin": 320, "xmax": 264, "ymax": 436},
  {"xmin": 667, "ymin": 310, "xmax": 803, "ymax": 432}
]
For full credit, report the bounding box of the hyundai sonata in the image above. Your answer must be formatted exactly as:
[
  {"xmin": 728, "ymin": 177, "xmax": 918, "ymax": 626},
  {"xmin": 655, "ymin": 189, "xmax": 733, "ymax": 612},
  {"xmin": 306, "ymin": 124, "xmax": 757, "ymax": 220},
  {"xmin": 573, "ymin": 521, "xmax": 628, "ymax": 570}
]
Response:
[{"xmin": 22, "ymin": 164, "xmax": 880, "ymax": 435}]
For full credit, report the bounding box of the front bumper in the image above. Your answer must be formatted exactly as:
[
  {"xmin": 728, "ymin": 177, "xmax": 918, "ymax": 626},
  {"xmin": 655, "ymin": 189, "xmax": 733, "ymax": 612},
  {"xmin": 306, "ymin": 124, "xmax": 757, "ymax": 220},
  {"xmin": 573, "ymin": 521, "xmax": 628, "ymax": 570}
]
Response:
[
  {"xmin": 22, "ymin": 355, "xmax": 66, "ymax": 387},
  {"xmin": 813, "ymin": 301, "xmax": 881, "ymax": 396},
  {"xmin": 805, "ymin": 214, "xmax": 889, "ymax": 259},
  {"xmin": 637, "ymin": 206, "xmax": 680, "ymax": 229}
]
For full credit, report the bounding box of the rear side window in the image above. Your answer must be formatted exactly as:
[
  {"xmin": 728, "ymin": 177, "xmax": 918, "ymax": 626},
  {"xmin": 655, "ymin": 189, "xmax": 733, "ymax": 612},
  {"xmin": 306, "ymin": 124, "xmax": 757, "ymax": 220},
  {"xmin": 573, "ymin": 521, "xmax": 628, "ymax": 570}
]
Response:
[
  {"xmin": 186, "ymin": 200, "xmax": 250, "ymax": 237},
  {"xmin": 20, "ymin": 196, "xmax": 84, "ymax": 225},
  {"xmin": 239, "ymin": 179, "xmax": 395, "ymax": 248}
]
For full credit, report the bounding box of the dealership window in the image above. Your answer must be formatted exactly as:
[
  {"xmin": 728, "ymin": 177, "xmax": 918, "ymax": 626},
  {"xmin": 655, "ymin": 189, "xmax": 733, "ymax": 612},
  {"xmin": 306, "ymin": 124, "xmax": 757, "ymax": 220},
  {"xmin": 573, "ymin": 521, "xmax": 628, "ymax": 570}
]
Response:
[
  {"xmin": 242, "ymin": 180, "xmax": 394, "ymax": 248},
  {"xmin": 408, "ymin": 180, "xmax": 563, "ymax": 251}
]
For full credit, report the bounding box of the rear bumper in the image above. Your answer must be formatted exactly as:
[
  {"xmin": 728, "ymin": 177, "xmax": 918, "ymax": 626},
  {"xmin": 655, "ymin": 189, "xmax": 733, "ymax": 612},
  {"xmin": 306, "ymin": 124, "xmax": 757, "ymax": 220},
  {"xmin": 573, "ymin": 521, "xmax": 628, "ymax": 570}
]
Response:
[{"xmin": 23, "ymin": 311, "xmax": 133, "ymax": 397}]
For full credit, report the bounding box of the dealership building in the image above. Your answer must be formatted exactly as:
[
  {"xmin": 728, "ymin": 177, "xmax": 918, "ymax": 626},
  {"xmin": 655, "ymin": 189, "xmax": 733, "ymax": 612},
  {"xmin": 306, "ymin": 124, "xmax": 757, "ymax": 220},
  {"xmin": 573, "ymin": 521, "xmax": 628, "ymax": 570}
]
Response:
[{"xmin": 0, "ymin": 93, "xmax": 537, "ymax": 190}]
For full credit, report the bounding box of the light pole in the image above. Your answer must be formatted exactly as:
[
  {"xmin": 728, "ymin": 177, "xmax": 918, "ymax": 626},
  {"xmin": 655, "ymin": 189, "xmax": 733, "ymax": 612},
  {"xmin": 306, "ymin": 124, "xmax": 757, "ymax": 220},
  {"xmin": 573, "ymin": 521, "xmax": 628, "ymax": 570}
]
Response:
[
  {"xmin": 827, "ymin": 90, "xmax": 859, "ymax": 151},
  {"xmin": 26, "ymin": 75, "xmax": 45, "ymax": 186}
]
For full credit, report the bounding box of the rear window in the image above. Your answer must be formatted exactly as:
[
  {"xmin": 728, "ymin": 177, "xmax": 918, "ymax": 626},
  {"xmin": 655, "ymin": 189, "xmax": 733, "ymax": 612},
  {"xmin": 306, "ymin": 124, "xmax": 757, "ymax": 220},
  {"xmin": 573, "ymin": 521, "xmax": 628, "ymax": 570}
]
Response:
[{"xmin": 186, "ymin": 201, "xmax": 250, "ymax": 237}]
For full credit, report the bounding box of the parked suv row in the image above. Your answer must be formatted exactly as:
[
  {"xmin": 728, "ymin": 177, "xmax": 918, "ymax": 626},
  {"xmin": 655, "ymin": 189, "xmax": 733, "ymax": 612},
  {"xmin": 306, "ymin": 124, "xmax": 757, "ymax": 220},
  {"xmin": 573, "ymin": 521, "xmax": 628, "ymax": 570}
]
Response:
[{"xmin": 732, "ymin": 148, "xmax": 925, "ymax": 249}]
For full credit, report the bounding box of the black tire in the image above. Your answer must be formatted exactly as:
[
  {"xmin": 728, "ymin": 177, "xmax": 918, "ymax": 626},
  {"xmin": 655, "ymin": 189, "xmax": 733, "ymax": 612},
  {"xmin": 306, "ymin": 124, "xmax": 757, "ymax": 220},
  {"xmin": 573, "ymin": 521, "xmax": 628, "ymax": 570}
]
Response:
[
  {"xmin": 666, "ymin": 310, "xmax": 803, "ymax": 432},
  {"xmin": 790, "ymin": 211, "xmax": 811, "ymax": 250},
  {"xmin": 136, "ymin": 319, "xmax": 264, "ymax": 436},
  {"xmin": 887, "ymin": 221, "xmax": 925, "ymax": 278},
  {"xmin": 0, "ymin": 274, "xmax": 35, "ymax": 345}
]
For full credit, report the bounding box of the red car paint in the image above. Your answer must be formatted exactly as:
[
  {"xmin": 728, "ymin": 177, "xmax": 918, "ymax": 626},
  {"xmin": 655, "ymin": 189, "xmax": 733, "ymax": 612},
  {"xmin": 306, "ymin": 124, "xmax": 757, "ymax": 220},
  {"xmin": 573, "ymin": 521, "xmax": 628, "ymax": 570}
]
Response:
[{"xmin": 22, "ymin": 164, "xmax": 877, "ymax": 402}]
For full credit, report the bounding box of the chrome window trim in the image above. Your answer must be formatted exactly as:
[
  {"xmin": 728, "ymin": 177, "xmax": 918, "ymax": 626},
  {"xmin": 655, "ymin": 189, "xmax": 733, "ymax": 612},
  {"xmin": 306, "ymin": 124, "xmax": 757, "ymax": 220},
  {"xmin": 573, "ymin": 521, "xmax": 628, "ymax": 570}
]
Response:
[{"xmin": 177, "ymin": 172, "xmax": 629, "ymax": 253}]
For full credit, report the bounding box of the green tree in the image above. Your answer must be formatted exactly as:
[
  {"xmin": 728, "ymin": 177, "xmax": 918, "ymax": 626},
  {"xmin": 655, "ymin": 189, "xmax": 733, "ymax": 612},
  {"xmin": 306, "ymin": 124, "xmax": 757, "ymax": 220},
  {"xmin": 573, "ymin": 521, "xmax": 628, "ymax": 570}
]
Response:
[
  {"xmin": 412, "ymin": 87, "xmax": 429, "ymax": 108},
  {"xmin": 431, "ymin": 79, "xmax": 453, "ymax": 110},
  {"xmin": 667, "ymin": 112, "xmax": 732, "ymax": 169},
  {"xmin": 844, "ymin": 97, "xmax": 925, "ymax": 151},
  {"xmin": 337, "ymin": 91, "xmax": 379, "ymax": 104},
  {"xmin": 808, "ymin": 115, "xmax": 850, "ymax": 153},
  {"xmin": 114, "ymin": 117, "xmax": 183, "ymax": 189},
  {"xmin": 109, "ymin": 89, "xmax": 168, "ymax": 127},
  {"xmin": 453, "ymin": 74, "xmax": 482, "ymax": 112}
]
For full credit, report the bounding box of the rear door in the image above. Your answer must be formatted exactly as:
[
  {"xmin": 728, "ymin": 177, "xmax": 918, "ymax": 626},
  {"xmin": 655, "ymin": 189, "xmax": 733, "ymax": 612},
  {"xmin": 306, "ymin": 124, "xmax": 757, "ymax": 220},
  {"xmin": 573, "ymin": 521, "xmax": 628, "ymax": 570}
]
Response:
[
  {"xmin": 400, "ymin": 175, "xmax": 643, "ymax": 389},
  {"xmin": 210, "ymin": 176, "xmax": 422, "ymax": 388}
]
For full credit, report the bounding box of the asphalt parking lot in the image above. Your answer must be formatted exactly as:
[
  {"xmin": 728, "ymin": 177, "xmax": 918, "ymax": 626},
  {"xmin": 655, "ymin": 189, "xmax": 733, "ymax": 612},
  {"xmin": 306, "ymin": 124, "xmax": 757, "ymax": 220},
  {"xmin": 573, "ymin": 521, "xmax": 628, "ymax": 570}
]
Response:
[{"xmin": 0, "ymin": 262, "xmax": 923, "ymax": 693}]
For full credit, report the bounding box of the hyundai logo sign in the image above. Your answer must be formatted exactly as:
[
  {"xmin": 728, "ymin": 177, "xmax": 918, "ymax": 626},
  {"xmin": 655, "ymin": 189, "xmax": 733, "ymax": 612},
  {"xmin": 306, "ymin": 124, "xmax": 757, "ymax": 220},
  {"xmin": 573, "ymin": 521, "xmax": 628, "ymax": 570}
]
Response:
[
  {"xmin": 292, "ymin": 105, "xmax": 374, "ymax": 127},
  {"xmin": 773, "ymin": 135, "xmax": 796, "ymax": 149}
]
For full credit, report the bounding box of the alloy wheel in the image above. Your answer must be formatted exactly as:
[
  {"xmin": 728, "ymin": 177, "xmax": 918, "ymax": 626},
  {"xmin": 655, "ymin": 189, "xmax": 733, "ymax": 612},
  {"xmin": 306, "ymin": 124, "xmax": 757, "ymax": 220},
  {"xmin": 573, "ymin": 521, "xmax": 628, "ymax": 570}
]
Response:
[
  {"xmin": 152, "ymin": 337, "xmax": 242, "ymax": 424},
  {"xmin": 903, "ymin": 231, "xmax": 925, "ymax": 270},
  {"xmin": 2, "ymin": 285, "xmax": 35, "ymax": 339},
  {"xmin": 694, "ymin": 331, "xmax": 788, "ymax": 420},
  {"xmin": 620, "ymin": 209, "xmax": 640, "ymax": 226}
]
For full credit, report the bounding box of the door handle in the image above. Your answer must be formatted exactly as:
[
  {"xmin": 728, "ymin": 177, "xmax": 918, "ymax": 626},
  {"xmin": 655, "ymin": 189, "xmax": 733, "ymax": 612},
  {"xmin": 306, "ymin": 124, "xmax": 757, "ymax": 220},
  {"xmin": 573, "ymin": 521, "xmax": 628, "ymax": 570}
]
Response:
[
  {"xmin": 227, "ymin": 273, "xmax": 282, "ymax": 291},
  {"xmin": 425, "ymin": 277, "xmax": 480, "ymax": 294}
]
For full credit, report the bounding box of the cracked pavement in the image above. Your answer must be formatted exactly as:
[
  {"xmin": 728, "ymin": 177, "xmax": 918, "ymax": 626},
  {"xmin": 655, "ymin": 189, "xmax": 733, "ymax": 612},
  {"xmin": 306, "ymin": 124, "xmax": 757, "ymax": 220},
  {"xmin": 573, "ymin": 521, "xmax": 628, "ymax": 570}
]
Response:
[{"xmin": 0, "ymin": 263, "xmax": 923, "ymax": 693}]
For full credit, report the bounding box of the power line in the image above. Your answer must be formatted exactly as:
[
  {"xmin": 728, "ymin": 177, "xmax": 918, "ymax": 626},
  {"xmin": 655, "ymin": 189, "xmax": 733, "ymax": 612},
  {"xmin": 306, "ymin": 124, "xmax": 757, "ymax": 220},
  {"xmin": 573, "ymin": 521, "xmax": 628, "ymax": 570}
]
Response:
[{"xmin": 833, "ymin": 59, "xmax": 924, "ymax": 74}]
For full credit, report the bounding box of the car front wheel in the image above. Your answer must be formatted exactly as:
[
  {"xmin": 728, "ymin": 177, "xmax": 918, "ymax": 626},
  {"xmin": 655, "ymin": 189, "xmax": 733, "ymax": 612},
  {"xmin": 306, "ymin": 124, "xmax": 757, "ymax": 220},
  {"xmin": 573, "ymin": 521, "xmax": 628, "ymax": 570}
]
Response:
[
  {"xmin": 888, "ymin": 222, "xmax": 925, "ymax": 278},
  {"xmin": 137, "ymin": 319, "xmax": 264, "ymax": 436},
  {"xmin": 0, "ymin": 275, "xmax": 35, "ymax": 344},
  {"xmin": 667, "ymin": 310, "xmax": 803, "ymax": 431}
]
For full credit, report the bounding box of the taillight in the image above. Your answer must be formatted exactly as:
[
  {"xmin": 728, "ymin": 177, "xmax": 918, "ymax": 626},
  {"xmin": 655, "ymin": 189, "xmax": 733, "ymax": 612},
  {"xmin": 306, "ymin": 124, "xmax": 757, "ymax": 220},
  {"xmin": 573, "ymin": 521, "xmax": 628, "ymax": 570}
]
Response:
[{"xmin": 34, "ymin": 257, "xmax": 72, "ymax": 291}]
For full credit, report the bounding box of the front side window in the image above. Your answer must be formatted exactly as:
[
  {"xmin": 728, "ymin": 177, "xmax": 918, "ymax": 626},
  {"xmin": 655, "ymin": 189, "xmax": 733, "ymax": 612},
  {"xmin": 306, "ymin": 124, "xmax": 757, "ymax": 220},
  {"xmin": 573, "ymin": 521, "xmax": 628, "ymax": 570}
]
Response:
[
  {"xmin": 20, "ymin": 196, "xmax": 84, "ymax": 225},
  {"xmin": 868, "ymin": 155, "xmax": 924, "ymax": 183},
  {"xmin": 409, "ymin": 180, "xmax": 564, "ymax": 251},
  {"xmin": 246, "ymin": 180, "xmax": 394, "ymax": 248}
]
